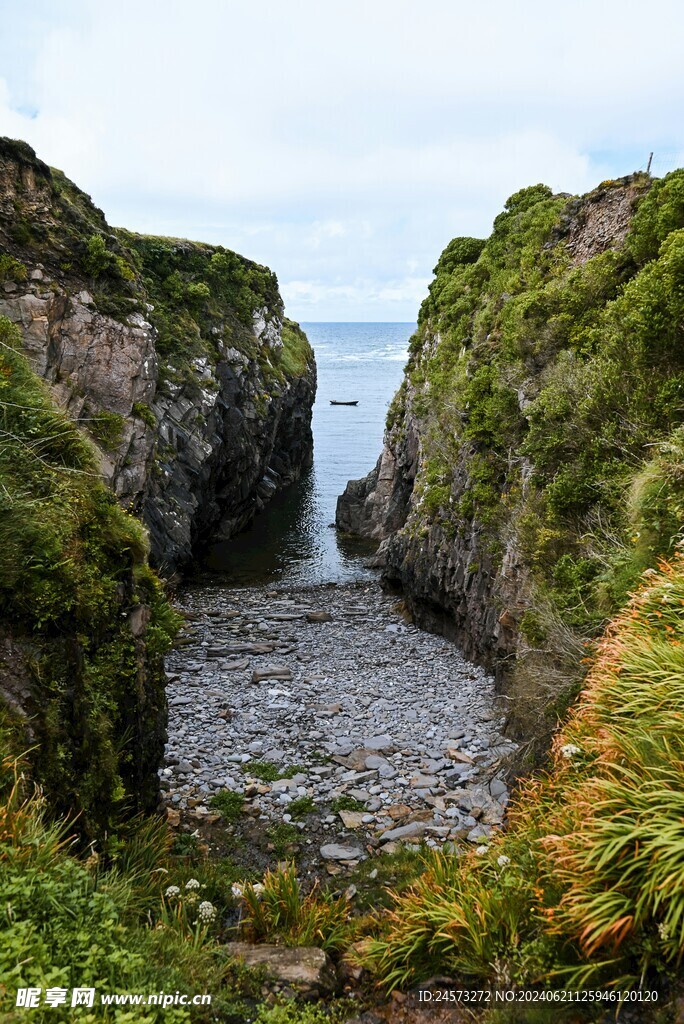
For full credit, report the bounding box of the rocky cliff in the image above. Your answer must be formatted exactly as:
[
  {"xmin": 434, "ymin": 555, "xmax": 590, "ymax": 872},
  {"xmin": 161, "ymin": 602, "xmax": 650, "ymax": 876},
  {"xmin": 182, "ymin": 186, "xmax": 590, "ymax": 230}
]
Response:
[
  {"xmin": 0, "ymin": 137, "xmax": 316, "ymax": 573},
  {"xmin": 0, "ymin": 138, "xmax": 314, "ymax": 833},
  {"xmin": 338, "ymin": 172, "xmax": 684, "ymax": 750}
]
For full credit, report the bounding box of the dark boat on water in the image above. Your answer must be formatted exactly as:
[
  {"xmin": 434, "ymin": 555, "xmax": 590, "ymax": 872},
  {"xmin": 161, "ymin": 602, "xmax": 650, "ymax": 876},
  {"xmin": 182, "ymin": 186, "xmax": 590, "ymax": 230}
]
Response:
[{"xmin": 330, "ymin": 400, "xmax": 358, "ymax": 406}]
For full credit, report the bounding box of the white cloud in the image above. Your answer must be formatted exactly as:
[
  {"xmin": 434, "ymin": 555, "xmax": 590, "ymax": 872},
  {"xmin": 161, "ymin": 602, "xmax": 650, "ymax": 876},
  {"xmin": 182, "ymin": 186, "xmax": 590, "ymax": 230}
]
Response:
[{"xmin": 0, "ymin": 0, "xmax": 682, "ymax": 318}]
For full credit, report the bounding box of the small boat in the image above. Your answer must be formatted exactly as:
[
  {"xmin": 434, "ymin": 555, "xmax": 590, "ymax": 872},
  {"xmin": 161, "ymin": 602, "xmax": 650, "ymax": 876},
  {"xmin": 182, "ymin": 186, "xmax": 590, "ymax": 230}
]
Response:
[{"xmin": 330, "ymin": 400, "xmax": 359, "ymax": 406}]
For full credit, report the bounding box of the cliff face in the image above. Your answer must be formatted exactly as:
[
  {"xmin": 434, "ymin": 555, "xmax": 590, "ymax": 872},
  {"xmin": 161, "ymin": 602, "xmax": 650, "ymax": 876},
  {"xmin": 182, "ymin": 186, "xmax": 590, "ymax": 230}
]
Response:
[
  {"xmin": 0, "ymin": 138, "xmax": 315, "ymax": 573},
  {"xmin": 0, "ymin": 138, "xmax": 314, "ymax": 832},
  {"xmin": 338, "ymin": 172, "xmax": 684, "ymax": 749},
  {"xmin": 0, "ymin": 315, "xmax": 178, "ymax": 836}
]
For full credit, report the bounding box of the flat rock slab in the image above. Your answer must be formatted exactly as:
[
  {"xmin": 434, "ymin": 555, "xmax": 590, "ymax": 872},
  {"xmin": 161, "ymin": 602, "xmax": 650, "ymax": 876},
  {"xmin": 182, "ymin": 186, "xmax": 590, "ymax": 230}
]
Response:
[
  {"xmin": 364, "ymin": 734, "xmax": 393, "ymax": 751},
  {"xmin": 320, "ymin": 842, "xmax": 363, "ymax": 861},
  {"xmin": 252, "ymin": 666, "xmax": 294, "ymax": 683},
  {"xmin": 306, "ymin": 610, "xmax": 333, "ymax": 623},
  {"xmin": 226, "ymin": 943, "xmax": 337, "ymax": 997},
  {"xmin": 226, "ymin": 643, "xmax": 276, "ymax": 655},
  {"xmin": 339, "ymin": 810, "xmax": 366, "ymax": 828},
  {"xmin": 379, "ymin": 820, "xmax": 427, "ymax": 844}
]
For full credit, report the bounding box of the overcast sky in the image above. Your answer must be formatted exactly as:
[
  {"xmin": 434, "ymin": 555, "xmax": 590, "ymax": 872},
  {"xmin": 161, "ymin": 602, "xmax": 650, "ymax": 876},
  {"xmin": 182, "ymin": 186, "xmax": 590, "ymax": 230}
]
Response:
[{"xmin": 1, "ymin": 0, "xmax": 683, "ymax": 321}]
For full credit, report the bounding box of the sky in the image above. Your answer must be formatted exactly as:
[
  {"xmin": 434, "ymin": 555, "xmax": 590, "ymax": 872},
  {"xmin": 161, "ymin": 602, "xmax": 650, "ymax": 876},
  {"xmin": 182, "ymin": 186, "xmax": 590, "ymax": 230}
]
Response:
[{"xmin": 0, "ymin": 0, "xmax": 683, "ymax": 321}]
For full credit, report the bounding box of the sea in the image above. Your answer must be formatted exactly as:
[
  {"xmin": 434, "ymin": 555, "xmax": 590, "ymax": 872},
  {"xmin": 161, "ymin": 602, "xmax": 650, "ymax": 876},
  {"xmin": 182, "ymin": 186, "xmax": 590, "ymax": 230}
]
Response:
[{"xmin": 201, "ymin": 322, "xmax": 415, "ymax": 586}]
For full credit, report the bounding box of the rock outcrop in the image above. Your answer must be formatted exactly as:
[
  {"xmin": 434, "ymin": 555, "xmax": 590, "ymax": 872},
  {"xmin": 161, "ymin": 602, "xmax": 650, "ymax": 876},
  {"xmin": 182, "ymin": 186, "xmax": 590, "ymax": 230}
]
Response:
[
  {"xmin": 338, "ymin": 172, "xmax": 684, "ymax": 750},
  {"xmin": 0, "ymin": 138, "xmax": 316, "ymax": 573}
]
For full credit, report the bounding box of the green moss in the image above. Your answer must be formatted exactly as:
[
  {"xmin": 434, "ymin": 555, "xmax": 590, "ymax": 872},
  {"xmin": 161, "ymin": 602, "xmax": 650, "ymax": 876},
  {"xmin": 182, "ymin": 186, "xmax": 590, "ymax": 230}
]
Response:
[
  {"xmin": 287, "ymin": 795, "xmax": 316, "ymax": 819},
  {"xmin": 330, "ymin": 795, "xmax": 365, "ymax": 813},
  {"xmin": 278, "ymin": 318, "xmax": 314, "ymax": 378},
  {"xmin": 247, "ymin": 761, "xmax": 306, "ymax": 783}
]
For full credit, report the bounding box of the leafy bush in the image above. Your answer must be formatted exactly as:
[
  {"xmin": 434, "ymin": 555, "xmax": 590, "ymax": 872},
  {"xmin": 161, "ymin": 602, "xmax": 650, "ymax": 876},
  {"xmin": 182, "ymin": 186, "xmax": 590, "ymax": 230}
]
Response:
[{"xmin": 82, "ymin": 233, "xmax": 115, "ymax": 277}]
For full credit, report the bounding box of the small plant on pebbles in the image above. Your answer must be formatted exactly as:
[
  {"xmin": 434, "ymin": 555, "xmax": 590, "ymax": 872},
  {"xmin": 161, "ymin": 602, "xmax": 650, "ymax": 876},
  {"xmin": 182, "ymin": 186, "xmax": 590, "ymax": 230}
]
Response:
[
  {"xmin": 209, "ymin": 789, "xmax": 244, "ymax": 822},
  {"xmin": 248, "ymin": 761, "xmax": 306, "ymax": 783},
  {"xmin": 287, "ymin": 796, "xmax": 316, "ymax": 819},
  {"xmin": 331, "ymin": 795, "xmax": 365, "ymax": 813}
]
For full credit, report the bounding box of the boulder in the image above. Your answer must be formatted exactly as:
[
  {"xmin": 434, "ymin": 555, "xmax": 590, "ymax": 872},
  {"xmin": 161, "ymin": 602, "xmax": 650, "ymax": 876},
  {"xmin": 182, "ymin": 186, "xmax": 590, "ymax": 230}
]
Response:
[{"xmin": 226, "ymin": 943, "xmax": 337, "ymax": 998}]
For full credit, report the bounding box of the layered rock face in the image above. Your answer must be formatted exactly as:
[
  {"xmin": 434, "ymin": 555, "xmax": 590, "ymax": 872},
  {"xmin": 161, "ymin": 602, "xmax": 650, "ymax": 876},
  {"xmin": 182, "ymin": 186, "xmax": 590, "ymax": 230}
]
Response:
[
  {"xmin": 0, "ymin": 138, "xmax": 315, "ymax": 573},
  {"xmin": 338, "ymin": 173, "xmax": 684, "ymax": 745}
]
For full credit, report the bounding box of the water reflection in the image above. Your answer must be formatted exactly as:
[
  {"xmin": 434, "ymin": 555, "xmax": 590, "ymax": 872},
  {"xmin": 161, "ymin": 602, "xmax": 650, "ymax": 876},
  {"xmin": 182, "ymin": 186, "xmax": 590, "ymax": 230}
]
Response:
[
  {"xmin": 200, "ymin": 467, "xmax": 377, "ymax": 586},
  {"xmin": 198, "ymin": 323, "xmax": 414, "ymax": 587}
]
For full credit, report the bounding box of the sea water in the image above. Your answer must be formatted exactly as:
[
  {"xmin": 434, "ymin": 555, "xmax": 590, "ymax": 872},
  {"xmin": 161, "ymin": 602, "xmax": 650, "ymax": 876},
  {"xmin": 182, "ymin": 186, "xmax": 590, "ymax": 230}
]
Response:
[{"xmin": 201, "ymin": 322, "xmax": 414, "ymax": 585}]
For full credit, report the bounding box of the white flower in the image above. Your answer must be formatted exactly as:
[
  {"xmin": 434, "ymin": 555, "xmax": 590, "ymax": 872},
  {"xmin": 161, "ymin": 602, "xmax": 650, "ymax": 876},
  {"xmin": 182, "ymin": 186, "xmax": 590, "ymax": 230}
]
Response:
[
  {"xmin": 231, "ymin": 883, "xmax": 245, "ymax": 899},
  {"xmin": 198, "ymin": 900, "xmax": 217, "ymax": 922},
  {"xmin": 560, "ymin": 744, "xmax": 582, "ymax": 759},
  {"xmin": 165, "ymin": 885, "xmax": 180, "ymax": 898},
  {"xmin": 252, "ymin": 883, "xmax": 266, "ymax": 900},
  {"xmin": 497, "ymin": 855, "xmax": 511, "ymax": 868},
  {"xmin": 185, "ymin": 878, "xmax": 200, "ymax": 890},
  {"xmin": 658, "ymin": 922, "xmax": 670, "ymax": 941},
  {"xmin": 475, "ymin": 845, "xmax": 489, "ymax": 856}
]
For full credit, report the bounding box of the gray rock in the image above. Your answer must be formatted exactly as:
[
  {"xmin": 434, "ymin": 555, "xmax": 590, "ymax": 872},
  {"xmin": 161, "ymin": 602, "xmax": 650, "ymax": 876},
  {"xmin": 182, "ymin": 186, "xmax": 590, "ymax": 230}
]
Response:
[
  {"xmin": 364, "ymin": 734, "xmax": 393, "ymax": 751},
  {"xmin": 379, "ymin": 821, "xmax": 427, "ymax": 843},
  {"xmin": 320, "ymin": 843, "xmax": 363, "ymax": 861}
]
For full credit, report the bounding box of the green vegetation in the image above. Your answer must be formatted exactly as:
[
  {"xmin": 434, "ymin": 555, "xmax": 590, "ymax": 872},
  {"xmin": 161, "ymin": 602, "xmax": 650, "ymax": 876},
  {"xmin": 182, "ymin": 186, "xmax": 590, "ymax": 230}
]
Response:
[
  {"xmin": 266, "ymin": 822, "xmax": 301, "ymax": 857},
  {"xmin": 241, "ymin": 863, "xmax": 349, "ymax": 951},
  {"xmin": 86, "ymin": 409, "xmax": 126, "ymax": 449},
  {"xmin": 208, "ymin": 789, "xmax": 244, "ymax": 822},
  {"xmin": 356, "ymin": 556, "xmax": 684, "ymax": 996},
  {"xmin": 287, "ymin": 796, "xmax": 316, "ymax": 819},
  {"xmin": 330, "ymin": 795, "xmax": 365, "ymax": 813},
  {"xmin": 254, "ymin": 1000, "xmax": 354, "ymax": 1024},
  {"xmin": 0, "ymin": 253, "xmax": 27, "ymax": 282},
  {"xmin": 346, "ymin": 846, "xmax": 427, "ymax": 911},
  {"xmin": 118, "ymin": 230, "xmax": 282, "ymax": 366},
  {"xmin": 132, "ymin": 401, "xmax": 157, "ymax": 428},
  {"xmin": 81, "ymin": 232, "xmax": 133, "ymax": 280},
  {"xmin": 248, "ymin": 761, "xmax": 306, "ymax": 782},
  {"xmin": 277, "ymin": 319, "xmax": 315, "ymax": 378},
  {"xmin": 0, "ymin": 316, "xmax": 180, "ymax": 836},
  {"xmin": 0, "ymin": 736, "xmax": 263, "ymax": 1022}
]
